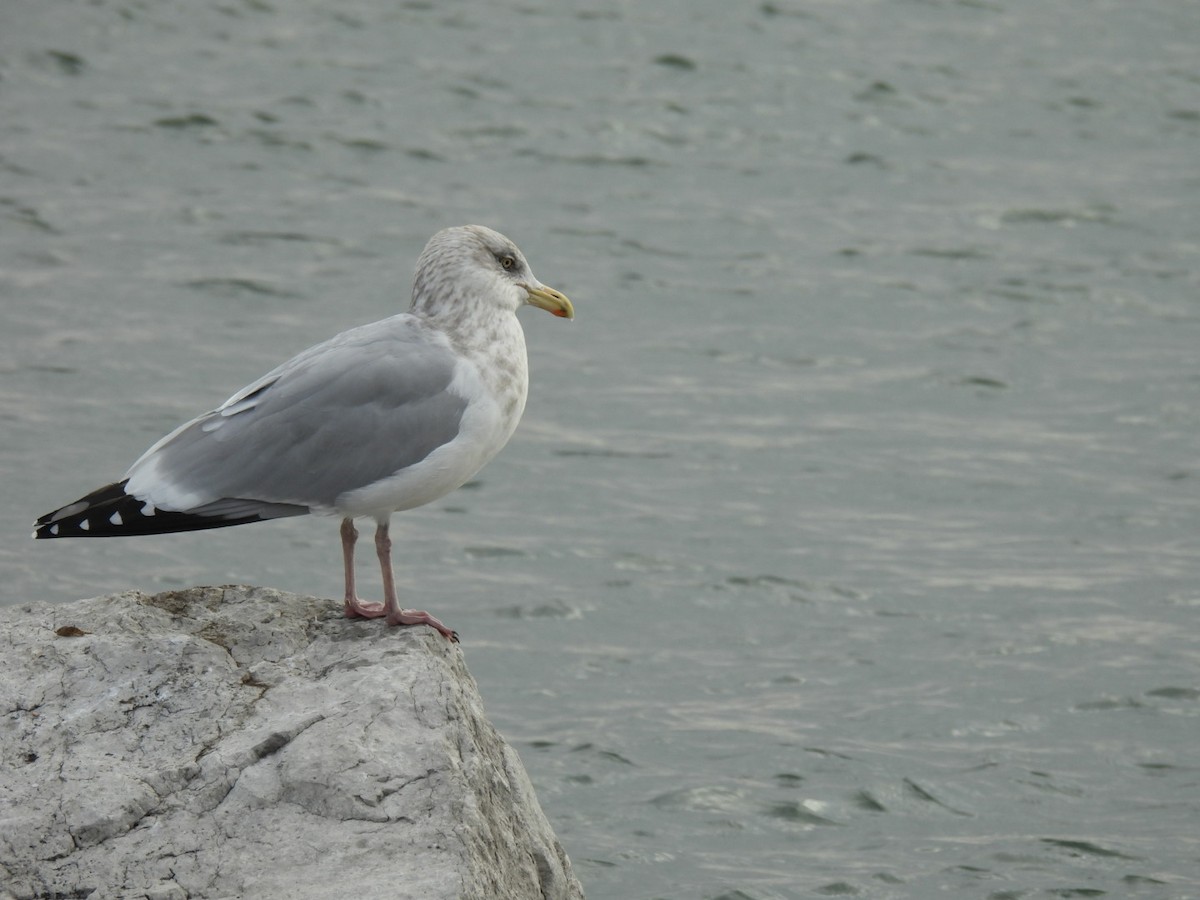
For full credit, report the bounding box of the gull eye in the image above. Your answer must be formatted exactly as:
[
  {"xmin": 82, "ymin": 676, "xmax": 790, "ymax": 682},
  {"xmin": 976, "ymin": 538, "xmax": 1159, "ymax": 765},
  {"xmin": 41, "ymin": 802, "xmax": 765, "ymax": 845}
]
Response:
[{"xmin": 499, "ymin": 254, "xmax": 517, "ymax": 270}]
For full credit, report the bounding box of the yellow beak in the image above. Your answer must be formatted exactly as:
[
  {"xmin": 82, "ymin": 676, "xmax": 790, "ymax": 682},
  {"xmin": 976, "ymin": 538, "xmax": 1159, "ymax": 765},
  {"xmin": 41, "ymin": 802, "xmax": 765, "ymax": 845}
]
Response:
[{"xmin": 525, "ymin": 284, "xmax": 574, "ymax": 319}]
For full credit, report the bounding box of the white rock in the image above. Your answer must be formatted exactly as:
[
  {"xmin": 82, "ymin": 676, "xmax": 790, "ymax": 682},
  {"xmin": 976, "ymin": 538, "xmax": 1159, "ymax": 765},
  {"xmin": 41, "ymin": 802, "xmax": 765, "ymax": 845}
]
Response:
[{"xmin": 0, "ymin": 586, "xmax": 585, "ymax": 900}]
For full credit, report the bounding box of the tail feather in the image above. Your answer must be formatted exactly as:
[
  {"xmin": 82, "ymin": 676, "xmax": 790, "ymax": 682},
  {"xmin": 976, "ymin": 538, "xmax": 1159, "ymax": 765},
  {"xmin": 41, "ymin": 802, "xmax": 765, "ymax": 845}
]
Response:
[{"xmin": 33, "ymin": 480, "xmax": 307, "ymax": 539}]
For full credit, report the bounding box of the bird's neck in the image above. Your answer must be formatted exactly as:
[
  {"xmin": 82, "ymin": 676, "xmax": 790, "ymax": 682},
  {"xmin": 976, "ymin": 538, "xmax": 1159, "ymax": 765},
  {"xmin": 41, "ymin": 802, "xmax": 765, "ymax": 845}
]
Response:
[
  {"xmin": 412, "ymin": 302, "xmax": 529, "ymax": 407},
  {"xmin": 461, "ymin": 310, "xmax": 529, "ymax": 395}
]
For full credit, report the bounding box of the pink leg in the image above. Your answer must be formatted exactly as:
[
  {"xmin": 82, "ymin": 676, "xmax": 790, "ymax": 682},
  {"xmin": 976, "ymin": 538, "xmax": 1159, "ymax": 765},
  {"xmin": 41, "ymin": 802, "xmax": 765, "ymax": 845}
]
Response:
[
  {"xmin": 376, "ymin": 520, "xmax": 458, "ymax": 642},
  {"xmin": 342, "ymin": 518, "xmax": 385, "ymax": 618}
]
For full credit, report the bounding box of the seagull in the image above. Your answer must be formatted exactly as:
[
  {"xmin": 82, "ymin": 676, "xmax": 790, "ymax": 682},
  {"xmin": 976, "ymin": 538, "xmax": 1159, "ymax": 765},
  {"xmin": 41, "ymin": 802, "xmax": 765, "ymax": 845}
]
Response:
[{"xmin": 33, "ymin": 225, "xmax": 574, "ymax": 642}]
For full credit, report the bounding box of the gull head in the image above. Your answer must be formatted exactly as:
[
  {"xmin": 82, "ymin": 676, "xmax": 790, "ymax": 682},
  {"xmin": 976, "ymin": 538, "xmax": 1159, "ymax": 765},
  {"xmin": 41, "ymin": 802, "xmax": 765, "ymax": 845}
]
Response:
[{"xmin": 411, "ymin": 225, "xmax": 574, "ymax": 322}]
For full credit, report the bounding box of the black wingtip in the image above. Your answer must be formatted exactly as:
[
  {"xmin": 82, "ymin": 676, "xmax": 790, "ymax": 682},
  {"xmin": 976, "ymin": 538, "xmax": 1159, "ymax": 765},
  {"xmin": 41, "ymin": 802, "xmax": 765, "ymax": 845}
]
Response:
[
  {"xmin": 34, "ymin": 480, "xmax": 271, "ymax": 538},
  {"xmin": 35, "ymin": 481, "xmax": 129, "ymax": 538}
]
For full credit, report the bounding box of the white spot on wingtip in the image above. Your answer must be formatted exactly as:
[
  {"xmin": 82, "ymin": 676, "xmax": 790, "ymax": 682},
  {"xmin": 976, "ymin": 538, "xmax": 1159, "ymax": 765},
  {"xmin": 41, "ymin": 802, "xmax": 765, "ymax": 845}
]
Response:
[
  {"xmin": 50, "ymin": 524, "xmax": 58, "ymax": 536},
  {"xmin": 110, "ymin": 511, "xmax": 123, "ymax": 526},
  {"xmin": 79, "ymin": 519, "xmax": 90, "ymax": 532},
  {"xmin": 142, "ymin": 501, "xmax": 156, "ymax": 516}
]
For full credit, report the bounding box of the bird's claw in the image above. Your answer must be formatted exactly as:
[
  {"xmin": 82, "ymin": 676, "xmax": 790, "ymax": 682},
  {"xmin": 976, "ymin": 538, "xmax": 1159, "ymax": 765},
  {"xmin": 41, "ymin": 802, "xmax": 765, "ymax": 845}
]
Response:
[
  {"xmin": 385, "ymin": 607, "xmax": 458, "ymax": 642},
  {"xmin": 344, "ymin": 597, "xmax": 386, "ymax": 619}
]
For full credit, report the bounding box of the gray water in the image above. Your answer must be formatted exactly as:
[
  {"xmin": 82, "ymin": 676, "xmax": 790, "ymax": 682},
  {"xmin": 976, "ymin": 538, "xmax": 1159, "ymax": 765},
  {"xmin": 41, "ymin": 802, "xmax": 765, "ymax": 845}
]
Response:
[{"xmin": 3, "ymin": 1, "xmax": 1199, "ymax": 897}]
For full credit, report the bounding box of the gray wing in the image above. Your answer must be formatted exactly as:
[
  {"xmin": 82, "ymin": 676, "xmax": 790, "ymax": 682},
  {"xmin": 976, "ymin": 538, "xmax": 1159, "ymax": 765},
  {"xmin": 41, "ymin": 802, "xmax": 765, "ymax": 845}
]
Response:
[{"xmin": 124, "ymin": 314, "xmax": 468, "ymax": 513}]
